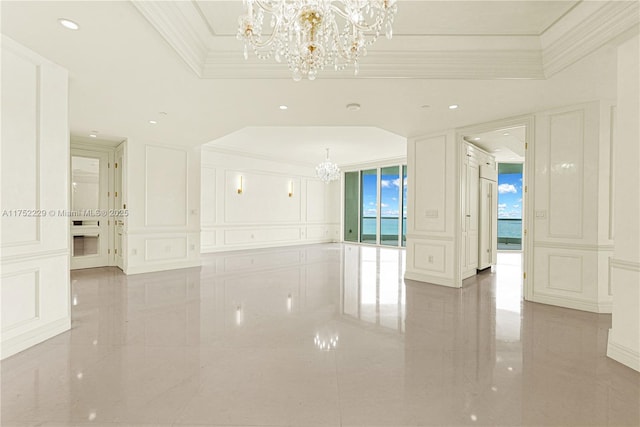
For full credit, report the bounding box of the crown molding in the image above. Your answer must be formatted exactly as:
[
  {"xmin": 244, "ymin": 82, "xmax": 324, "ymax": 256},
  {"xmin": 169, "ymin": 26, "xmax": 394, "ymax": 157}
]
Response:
[
  {"xmin": 133, "ymin": 0, "xmax": 637, "ymax": 81},
  {"xmin": 202, "ymin": 49, "xmax": 545, "ymax": 79},
  {"xmin": 542, "ymin": 0, "xmax": 640, "ymax": 77},
  {"xmin": 131, "ymin": 0, "xmax": 210, "ymax": 77}
]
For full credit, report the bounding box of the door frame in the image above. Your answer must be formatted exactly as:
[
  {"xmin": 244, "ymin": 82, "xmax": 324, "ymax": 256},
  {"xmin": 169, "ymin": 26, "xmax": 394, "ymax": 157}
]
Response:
[
  {"xmin": 70, "ymin": 139, "xmax": 121, "ymax": 269},
  {"xmin": 455, "ymin": 114, "xmax": 534, "ymax": 300}
]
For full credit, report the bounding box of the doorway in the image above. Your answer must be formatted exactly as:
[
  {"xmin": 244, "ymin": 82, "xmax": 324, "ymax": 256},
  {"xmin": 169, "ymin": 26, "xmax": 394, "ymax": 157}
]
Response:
[
  {"xmin": 458, "ymin": 116, "xmax": 532, "ymax": 299},
  {"xmin": 70, "ymin": 140, "xmax": 124, "ymax": 270}
]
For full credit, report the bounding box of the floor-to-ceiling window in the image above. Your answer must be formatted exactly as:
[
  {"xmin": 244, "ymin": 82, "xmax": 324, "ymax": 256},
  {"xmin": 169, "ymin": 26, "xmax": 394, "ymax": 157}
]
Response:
[
  {"xmin": 380, "ymin": 166, "xmax": 400, "ymax": 246},
  {"xmin": 360, "ymin": 169, "xmax": 378, "ymax": 244},
  {"xmin": 343, "ymin": 164, "xmax": 407, "ymax": 247},
  {"xmin": 344, "ymin": 172, "xmax": 359, "ymax": 242}
]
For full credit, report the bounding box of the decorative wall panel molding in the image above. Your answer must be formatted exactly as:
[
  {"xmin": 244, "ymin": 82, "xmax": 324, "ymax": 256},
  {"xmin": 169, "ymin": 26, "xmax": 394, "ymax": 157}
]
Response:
[
  {"xmin": 1, "ymin": 36, "xmax": 70, "ymax": 359},
  {"xmin": 548, "ymin": 254, "xmax": 583, "ymax": 293},
  {"xmin": 548, "ymin": 110, "xmax": 584, "ymax": 239},
  {"xmin": 145, "ymin": 145, "xmax": 188, "ymax": 227}
]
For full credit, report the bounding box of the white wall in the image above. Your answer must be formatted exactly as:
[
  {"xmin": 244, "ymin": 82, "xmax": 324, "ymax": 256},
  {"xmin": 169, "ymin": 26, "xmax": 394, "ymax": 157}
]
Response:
[
  {"xmin": 1, "ymin": 37, "xmax": 70, "ymax": 359},
  {"xmin": 201, "ymin": 147, "xmax": 340, "ymax": 252},
  {"xmin": 123, "ymin": 141, "xmax": 201, "ymax": 274},
  {"xmin": 607, "ymin": 35, "xmax": 640, "ymax": 372},
  {"xmin": 531, "ymin": 101, "xmax": 614, "ymax": 313},
  {"xmin": 405, "ymin": 131, "xmax": 459, "ymax": 287}
]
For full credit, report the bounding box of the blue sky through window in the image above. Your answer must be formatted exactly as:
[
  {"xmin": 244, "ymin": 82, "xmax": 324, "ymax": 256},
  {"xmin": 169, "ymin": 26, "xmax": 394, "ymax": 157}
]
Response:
[{"xmin": 497, "ymin": 173, "xmax": 523, "ymax": 219}]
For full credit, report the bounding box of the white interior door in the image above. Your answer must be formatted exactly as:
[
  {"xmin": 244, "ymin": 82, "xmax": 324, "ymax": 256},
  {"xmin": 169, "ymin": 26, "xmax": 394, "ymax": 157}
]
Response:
[{"xmin": 70, "ymin": 150, "xmax": 109, "ymax": 269}]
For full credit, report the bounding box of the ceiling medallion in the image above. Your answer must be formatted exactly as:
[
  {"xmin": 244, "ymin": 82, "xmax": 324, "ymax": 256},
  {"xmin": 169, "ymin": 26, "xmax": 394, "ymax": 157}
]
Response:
[
  {"xmin": 237, "ymin": 0, "xmax": 398, "ymax": 81},
  {"xmin": 316, "ymin": 148, "xmax": 340, "ymax": 183}
]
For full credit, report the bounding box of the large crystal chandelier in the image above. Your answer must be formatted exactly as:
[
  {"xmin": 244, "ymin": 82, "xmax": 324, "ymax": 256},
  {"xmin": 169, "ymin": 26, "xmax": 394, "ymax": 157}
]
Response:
[
  {"xmin": 316, "ymin": 148, "xmax": 340, "ymax": 183},
  {"xmin": 237, "ymin": 0, "xmax": 398, "ymax": 81}
]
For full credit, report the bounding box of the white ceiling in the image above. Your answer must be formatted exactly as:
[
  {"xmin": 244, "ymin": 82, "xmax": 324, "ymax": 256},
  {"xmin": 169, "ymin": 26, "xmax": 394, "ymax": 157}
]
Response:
[
  {"xmin": 0, "ymin": 1, "xmax": 629, "ymax": 166},
  {"xmin": 196, "ymin": 1, "xmax": 579, "ymax": 37},
  {"xmin": 465, "ymin": 126, "xmax": 526, "ymax": 163},
  {"xmin": 206, "ymin": 126, "xmax": 407, "ymax": 166}
]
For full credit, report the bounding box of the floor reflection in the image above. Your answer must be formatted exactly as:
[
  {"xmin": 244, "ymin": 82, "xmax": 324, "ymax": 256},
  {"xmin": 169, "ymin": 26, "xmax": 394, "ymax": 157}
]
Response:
[
  {"xmin": 342, "ymin": 245, "xmax": 406, "ymax": 333},
  {"xmin": 1, "ymin": 244, "xmax": 638, "ymax": 426}
]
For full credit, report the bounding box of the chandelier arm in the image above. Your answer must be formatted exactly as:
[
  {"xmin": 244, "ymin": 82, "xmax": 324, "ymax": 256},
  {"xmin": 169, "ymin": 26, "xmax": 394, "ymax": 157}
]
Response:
[
  {"xmin": 330, "ymin": 19, "xmax": 355, "ymax": 62},
  {"xmin": 328, "ymin": 3, "xmax": 389, "ymax": 33},
  {"xmin": 242, "ymin": 2, "xmax": 283, "ymax": 49}
]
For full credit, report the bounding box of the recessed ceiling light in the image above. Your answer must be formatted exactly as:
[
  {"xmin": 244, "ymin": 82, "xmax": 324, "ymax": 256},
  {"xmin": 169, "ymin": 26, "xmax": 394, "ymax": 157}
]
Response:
[
  {"xmin": 448, "ymin": 104, "xmax": 459, "ymax": 110},
  {"xmin": 279, "ymin": 105, "xmax": 288, "ymax": 110},
  {"xmin": 89, "ymin": 134, "xmax": 97, "ymax": 138},
  {"xmin": 346, "ymin": 103, "xmax": 361, "ymax": 111},
  {"xmin": 58, "ymin": 18, "xmax": 79, "ymax": 30},
  {"xmin": 503, "ymin": 132, "xmax": 510, "ymax": 136},
  {"xmin": 473, "ymin": 137, "xmax": 480, "ymax": 141},
  {"xmin": 149, "ymin": 120, "xmax": 157, "ymax": 124}
]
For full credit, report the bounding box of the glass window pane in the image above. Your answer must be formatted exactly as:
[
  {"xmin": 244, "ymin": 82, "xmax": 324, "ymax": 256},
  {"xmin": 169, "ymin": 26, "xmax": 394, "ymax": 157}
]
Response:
[
  {"xmin": 360, "ymin": 169, "xmax": 378, "ymax": 243},
  {"xmin": 344, "ymin": 172, "xmax": 359, "ymax": 242},
  {"xmin": 497, "ymin": 163, "xmax": 523, "ymax": 250},
  {"xmin": 402, "ymin": 165, "xmax": 407, "ymax": 247},
  {"xmin": 380, "ymin": 166, "xmax": 400, "ymax": 246}
]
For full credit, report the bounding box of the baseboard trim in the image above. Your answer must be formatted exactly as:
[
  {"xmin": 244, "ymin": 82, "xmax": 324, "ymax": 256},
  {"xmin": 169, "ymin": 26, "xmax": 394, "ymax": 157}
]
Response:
[
  {"xmin": 1, "ymin": 317, "xmax": 70, "ymax": 360},
  {"xmin": 404, "ymin": 270, "xmax": 459, "ymax": 288},
  {"xmin": 607, "ymin": 333, "xmax": 640, "ymax": 372},
  {"xmin": 531, "ymin": 292, "xmax": 612, "ymax": 313},
  {"xmin": 124, "ymin": 260, "xmax": 201, "ymax": 275}
]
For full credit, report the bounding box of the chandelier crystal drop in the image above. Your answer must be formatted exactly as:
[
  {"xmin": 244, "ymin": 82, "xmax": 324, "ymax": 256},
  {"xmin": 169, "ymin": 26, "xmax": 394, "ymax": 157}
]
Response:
[
  {"xmin": 316, "ymin": 148, "xmax": 340, "ymax": 183},
  {"xmin": 237, "ymin": 0, "xmax": 398, "ymax": 81}
]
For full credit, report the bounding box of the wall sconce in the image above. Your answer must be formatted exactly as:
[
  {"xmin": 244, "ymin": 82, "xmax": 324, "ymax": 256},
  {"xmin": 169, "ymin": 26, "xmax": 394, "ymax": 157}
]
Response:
[
  {"xmin": 235, "ymin": 305, "xmax": 243, "ymax": 326},
  {"xmin": 237, "ymin": 175, "xmax": 243, "ymax": 194},
  {"xmin": 288, "ymin": 180, "xmax": 293, "ymax": 197}
]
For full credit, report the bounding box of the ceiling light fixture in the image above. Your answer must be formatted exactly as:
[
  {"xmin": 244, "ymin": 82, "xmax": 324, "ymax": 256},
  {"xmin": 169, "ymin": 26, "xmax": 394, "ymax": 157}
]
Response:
[
  {"xmin": 316, "ymin": 148, "xmax": 340, "ymax": 183},
  {"xmin": 58, "ymin": 18, "xmax": 80, "ymax": 30},
  {"xmin": 237, "ymin": 0, "xmax": 398, "ymax": 81},
  {"xmin": 448, "ymin": 104, "xmax": 459, "ymax": 110},
  {"xmin": 279, "ymin": 105, "xmax": 288, "ymax": 110},
  {"xmin": 473, "ymin": 137, "xmax": 480, "ymax": 141},
  {"xmin": 89, "ymin": 134, "xmax": 97, "ymax": 138},
  {"xmin": 149, "ymin": 120, "xmax": 157, "ymax": 124},
  {"xmin": 346, "ymin": 103, "xmax": 361, "ymax": 111},
  {"xmin": 503, "ymin": 132, "xmax": 510, "ymax": 136}
]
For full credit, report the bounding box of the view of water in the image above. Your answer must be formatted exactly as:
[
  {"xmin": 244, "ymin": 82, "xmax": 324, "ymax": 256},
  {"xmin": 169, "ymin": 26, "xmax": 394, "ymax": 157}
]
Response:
[
  {"xmin": 498, "ymin": 219, "xmax": 522, "ymax": 238},
  {"xmin": 362, "ymin": 217, "xmax": 520, "ymax": 239},
  {"xmin": 362, "ymin": 217, "xmax": 406, "ymax": 235}
]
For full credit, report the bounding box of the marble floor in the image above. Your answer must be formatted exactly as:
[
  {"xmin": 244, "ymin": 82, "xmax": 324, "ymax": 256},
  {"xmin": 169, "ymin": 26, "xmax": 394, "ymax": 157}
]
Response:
[{"xmin": 1, "ymin": 244, "xmax": 639, "ymax": 426}]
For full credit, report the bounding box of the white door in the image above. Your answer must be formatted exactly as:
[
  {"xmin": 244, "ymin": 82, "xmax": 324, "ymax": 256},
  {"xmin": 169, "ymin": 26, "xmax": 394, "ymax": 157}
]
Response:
[
  {"xmin": 70, "ymin": 151, "xmax": 109, "ymax": 269},
  {"xmin": 114, "ymin": 143, "xmax": 125, "ymax": 270}
]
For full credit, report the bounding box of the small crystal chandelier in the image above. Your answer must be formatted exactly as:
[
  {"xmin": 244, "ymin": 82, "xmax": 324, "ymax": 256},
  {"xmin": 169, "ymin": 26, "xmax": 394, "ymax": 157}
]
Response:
[
  {"xmin": 316, "ymin": 148, "xmax": 340, "ymax": 183},
  {"xmin": 237, "ymin": 0, "xmax": 398, "ymax": 81}
]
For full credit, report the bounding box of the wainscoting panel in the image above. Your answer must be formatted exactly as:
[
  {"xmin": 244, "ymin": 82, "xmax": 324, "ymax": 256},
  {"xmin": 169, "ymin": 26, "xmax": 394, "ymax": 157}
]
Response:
[
  {"xmin": 1, "ymin": 37, "xmax": 70, "ymax": 359},
  {"xmin": 145, "ymin": 237, "xmax": 188, "ymax": 261},
  {"xmin": 532, "ymin": 101, "xmax": 613, "ymax": 312},
  {"xmin": 1, "ymin": 269, "xmax": 40, "ymax": 332},
  {"xmin": 201, "ymin": 147, "xmax": 339, "ymax": 253}
]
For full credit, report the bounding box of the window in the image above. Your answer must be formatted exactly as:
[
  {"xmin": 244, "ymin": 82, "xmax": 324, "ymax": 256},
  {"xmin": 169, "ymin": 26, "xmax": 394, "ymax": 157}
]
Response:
[
  {"xmin": 343, "ymin": 164, "xmax": 407, "ymax": 247},
  {"xmin": 497, "ymin": 163, "xmax": 523, "ymax": 250}
]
